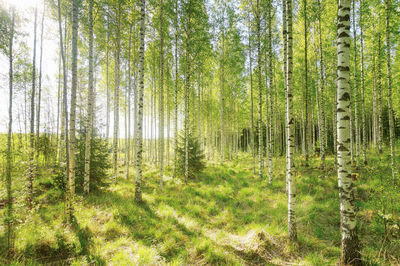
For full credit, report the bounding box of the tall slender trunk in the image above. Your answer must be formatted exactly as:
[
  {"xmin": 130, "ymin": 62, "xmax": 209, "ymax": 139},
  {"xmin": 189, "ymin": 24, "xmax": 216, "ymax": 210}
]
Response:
[
  {"xmin": 282, "ymin": 0, "xmax": 288, "ymax": 188},
  {"xmin": 159, "ymin": 0, "xmax": 165, "ymax": 190},
  {"xmin": 106, "ymin": 19, "xmax": 110, "ymax": 140},
  {"xmin": 124, "ymin": 93, "xmax": 127, "ymax": 166},
  {"xmin": 28, "ymin": 5, "xmax": 38, "ymax": 207},
  {"xmin": 174, "ymin": 0, "xmax": 179, "ymax": 177},
  {"xmin": 317, "ymin": 0, "xmax": 326, "ymax": 169},
  {"xmin": 377, "ymin": 30, "xmax": 383, "ymax": 154},
  {"xmin": 385, "ymin": 0, "xmax": 396, "ymax": 183},
  {"xmin": 359, "ymin": 0, "xmax": 367, "ymax": 165},
  {"xmin": 84, "ymin": 0, "xmax": 94, "ymax": 193},
  {"xmin": 256, "ymin": 0, "xmax": 263, "ymax": 179},
  {"xmin": 36, "ymin": 5, "xmax": 45, "ymax": 162},
  {"xmin": 267, "ymin": 0, "xmax": 273, "ymax": 182},
  {"xmin": 6, "ymin": 8, "xmax": 15, "ymax": 250},
  {"xmin": 312, "ymin": 28, "xmax": 321, "ymax": 161},
  {"xmin": 332, "ymin": 62, "xmax": 338, "ymax": 168},
  {"xmin": 198, "ymin": 77, "xmax": 202, "ymax": 149},
  {"xmin": 336, "ymin": 0, "xmax": 361, "ymax": 263},
  {"xmin": 113, "ymin": 1, "xmax": 121, "ymax": 183},
  {"xmin": 286, "ymin": 0, "xmax": 296, "ymax": 242},
  {"xmin": 133, "ymin": 25, "xmax": 138, "ymax": 164},
  {"xmin": 56, "ymin": 54, "xmax": 61, "ymax": 162},
  {"xmin": 372, "ymin": 26, "xmax": 377, "ymax": 149},
  {"xmin": 184, "ymin": 0, "xmax": 191, "ymax": 184},
  {"xmin": 303, "ymin": 0, "xmax": 309, "ymax": 167},
  {"xmin": 135, "ymin": 0, "xmax": 146, "ymax": 202},
  {"xmin": 152, "ymin": 67, "xmax": 156, "ymax": 163},
  {"xmin": 352, "ymin": 0, "xmax": 360, "ymax": 169},
  {"xmin": 248, "ymin": 24, "xmax": 255, "ymax": 175},
  {"xmin": 67, "ymin": 0, "xmax": 79, "ymax": 221},
  {"xmin": 126, "ymin": 26, "xmax": 132, "ymax": 180},
  {"xmin": 57, "ymin": 0, "xmax": 69, "ymax": 190},
  {"xmin": 167, "ymin": 63, "xmax": 170, "ymax": 166},
  {"xmin": 220, "ymin": 14, "xmax": 225, "ymax": 165}
]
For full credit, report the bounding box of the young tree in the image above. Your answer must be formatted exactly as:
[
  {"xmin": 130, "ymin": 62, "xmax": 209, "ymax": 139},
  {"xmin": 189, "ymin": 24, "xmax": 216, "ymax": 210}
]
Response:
[{"xmin": 336, "ymin": 0, "xmax": 361, "ymax": 263}]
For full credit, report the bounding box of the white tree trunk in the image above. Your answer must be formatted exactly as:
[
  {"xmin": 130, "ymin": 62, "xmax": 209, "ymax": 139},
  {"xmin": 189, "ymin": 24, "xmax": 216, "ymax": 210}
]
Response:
[
  {"xmin": 286, "ymin": 0, "xmax": 296, "ymax": 242},
  {"xmin": 135, "ymin": 0, "xmax": 146, "ymax": 202},
  {"xmin": 336, "ymin": 0, "xmax": 361, "ymax": 262}
]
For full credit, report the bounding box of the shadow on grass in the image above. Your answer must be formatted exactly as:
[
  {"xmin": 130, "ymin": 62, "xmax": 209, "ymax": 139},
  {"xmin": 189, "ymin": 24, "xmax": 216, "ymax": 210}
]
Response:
[
  {"xmin": 84, "ymin": 170, "xmax": 290, "ymax": 264},
  {"xmin": 87, "ymin": 188, "xmax": 203, "ymax": 261}
]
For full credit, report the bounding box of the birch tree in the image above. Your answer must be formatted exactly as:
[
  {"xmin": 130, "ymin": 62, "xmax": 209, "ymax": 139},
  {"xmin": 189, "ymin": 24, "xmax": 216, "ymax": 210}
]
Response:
[
  {"xmin": 256, "ymin": 0, "xmax": 263, "ymax": 179},
  {"xmin": 28, "ymin": 5, "xmax": 38, "ymax": 206},
  {"xmin": 57, "ymin": 0, "xmax": 69, "ymax": 189},
  {"xmin": 352, "ymin": 0, "xmax": 360, "ymax": 169},
  {"xmin": 267, "ymin": 0, "xmax": 273, "ymax": 183},
  {"xmin": 359, "ymin": 0, "xmax": 367, "ymax": 165},
  {"xmin": 303, "ymin": 0, "xmax": 309, "ymax": 167},
  {"xmin": 385, "ymin": 0, "xmax": 396, "ymax": 184},
  {"xmin": 159, "ymin": 0, "xmax": 165, "ymax": 190},
  {"xmin": 67, "ymin": 0, "xmax": 79, "ymax": 221},
  {"xmin": 84, "ymin": 0, "xmax": 94, "ymax": 193},
  {"xmin": 248, "ymin": 22, "xmax": 255, "ymax": 175},
  {"xmin": 35, "ymin": 4, "xmax": 45, "ymax": 162},
  {"xmin": 336, "ymin": 0, "xmax": 361, "ymax": 262},
  {"xmin": 317, "ymin": 0, "xmax": 326, "ymax": 169},
  {"xmin": 113, "ymin": 0, "xmax": 121, "ymax": 183},
  {"xmin": 286, "ymin": 0, "xmax": 296, "ymax": 242},
  {"xmin": 135, "ymin": 0, "xmax": 146, "ymax": 202},
  {"xmin": 6, "ymin": 7, "xmax": 15, "ymax": 250}
]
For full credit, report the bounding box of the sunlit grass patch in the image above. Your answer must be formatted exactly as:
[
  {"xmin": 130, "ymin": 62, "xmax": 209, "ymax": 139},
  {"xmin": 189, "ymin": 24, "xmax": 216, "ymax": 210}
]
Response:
[{"xmin": 3, "ymin": 145, "xmax": 400, "ymax": 265}]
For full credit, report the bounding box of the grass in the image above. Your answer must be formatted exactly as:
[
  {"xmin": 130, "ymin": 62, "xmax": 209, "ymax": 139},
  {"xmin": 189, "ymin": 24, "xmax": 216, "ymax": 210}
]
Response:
[{"xmin": 1, "ymin": 146, "xmax": 400, "ymax": 265}]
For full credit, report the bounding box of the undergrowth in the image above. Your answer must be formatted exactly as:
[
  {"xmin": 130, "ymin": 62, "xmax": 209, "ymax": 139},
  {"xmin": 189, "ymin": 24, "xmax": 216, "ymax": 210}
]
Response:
[{"xmin": 0, "ymin": 147, "xmax": 399, "ymax": 265}]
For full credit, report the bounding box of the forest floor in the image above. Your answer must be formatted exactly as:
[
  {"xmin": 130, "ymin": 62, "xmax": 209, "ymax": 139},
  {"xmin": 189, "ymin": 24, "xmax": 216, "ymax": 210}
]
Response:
[{"xmin": 1, "ymin": 149, "xmax": 400, "ymax": 265}]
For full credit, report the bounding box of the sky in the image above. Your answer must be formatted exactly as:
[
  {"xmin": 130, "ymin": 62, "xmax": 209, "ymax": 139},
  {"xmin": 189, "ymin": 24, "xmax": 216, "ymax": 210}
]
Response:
[
  {"xmin": 0, "ymin": 0, "xmax": 189, "ymax": 138},
  {"xmin": 0, "ymin": 0, "xmax": 59, "ymax": 133}
]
